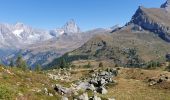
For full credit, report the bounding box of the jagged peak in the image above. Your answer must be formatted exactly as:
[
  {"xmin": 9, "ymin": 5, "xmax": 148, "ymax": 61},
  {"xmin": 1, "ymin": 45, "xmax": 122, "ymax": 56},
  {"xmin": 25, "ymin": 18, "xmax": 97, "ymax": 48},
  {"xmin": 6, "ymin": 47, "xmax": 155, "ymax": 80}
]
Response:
[
  {"xmin": 14, "ymin": 22, "xmax": 25, "ymax": 28},
  {"xmin": 136, "ymin": 6, "xmax": 147, "ymax": 12},
  {"xmin": 161, "ymin": 0, "xmax": 170, "ymax": 11},
  {"xmin": 65, "ymin": 19, "xmax": 76, "ymax": 25},
  {"xmin": 129, "ymin": 6, "xmax": 146, "ymax": 23},
  {"xmin": 62, "ymin": 19, "xmax": 81, "ymax": 33}
]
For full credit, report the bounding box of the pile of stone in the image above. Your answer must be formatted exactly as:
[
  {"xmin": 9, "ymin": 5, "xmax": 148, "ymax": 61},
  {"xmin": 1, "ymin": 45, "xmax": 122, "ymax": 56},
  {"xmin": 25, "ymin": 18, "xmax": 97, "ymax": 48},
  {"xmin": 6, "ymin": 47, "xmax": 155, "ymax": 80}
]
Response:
[
  {"xmin": 148, "ymin": 74, "xmax": 169, "ymax": 86},
  {"xmin": 76, "ymin": 68, "xmax": 118, "ymax": 94},
  {"xmin": 53, "ymin": 68, "xmax": 118, "ymax": 99},
  {"xmin": 72, "ymin": 92, "xmax": 115, "ymax": 100},
  {"xmin": 43, "ymin": 88, "xmax": 53, "ymax": 96}
]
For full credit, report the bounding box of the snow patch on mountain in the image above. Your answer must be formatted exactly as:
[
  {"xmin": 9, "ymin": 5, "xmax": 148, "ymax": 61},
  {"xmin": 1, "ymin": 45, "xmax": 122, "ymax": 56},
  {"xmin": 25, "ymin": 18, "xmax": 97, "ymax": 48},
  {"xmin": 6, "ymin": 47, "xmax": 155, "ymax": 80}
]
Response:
[{"xmin": 12, "ymin": 29, "xmax": 24, "ymax": 38}]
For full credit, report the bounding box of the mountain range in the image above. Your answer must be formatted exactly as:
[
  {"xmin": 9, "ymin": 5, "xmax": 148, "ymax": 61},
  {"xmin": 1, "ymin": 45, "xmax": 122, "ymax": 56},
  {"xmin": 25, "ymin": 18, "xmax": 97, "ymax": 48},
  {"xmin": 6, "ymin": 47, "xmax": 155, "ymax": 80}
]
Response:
[
  {"xmin": 47, "ymin": 0, "xmax": 170, "ymax": 68},
  {"xmin": 1, "ymin": 0, "xmax": 170, "ymax": 69},
  {"xmin": 0, "ymin": 19, "xmax": 118, "ymax": 67}
]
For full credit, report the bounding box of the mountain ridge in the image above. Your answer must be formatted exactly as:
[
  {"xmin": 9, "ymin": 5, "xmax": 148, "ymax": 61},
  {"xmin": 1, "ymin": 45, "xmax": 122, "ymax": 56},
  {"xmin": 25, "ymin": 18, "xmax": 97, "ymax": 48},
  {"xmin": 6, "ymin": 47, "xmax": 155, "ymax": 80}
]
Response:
[
  {"xmin": 1, "ymin": 20, "xmax": 119, "ymax": 67},
  {"xmin": 46, "ymin": 0, "xmax": 170, "ymax": 68}
]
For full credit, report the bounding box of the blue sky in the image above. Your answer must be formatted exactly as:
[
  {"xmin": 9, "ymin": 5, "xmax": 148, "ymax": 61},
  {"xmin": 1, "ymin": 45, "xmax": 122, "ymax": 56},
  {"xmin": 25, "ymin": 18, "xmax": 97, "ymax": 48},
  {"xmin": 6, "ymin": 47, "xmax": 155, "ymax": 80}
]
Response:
[{"xmin": 0, "ymin": 0, "xmax": 166, "ymax": 31}]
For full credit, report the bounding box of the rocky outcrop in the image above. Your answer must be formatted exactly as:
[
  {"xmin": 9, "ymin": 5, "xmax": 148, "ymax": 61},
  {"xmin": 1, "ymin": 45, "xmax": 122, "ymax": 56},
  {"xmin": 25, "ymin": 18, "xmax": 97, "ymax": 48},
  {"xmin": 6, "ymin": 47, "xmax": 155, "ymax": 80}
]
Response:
[
  {"xmin": 130, "ymin": 6, "xmax": 170, "ymax": 42},
  {"xmin": 76, "ymin": 68, "xmax": 118, "ymax": 94},
  {"xmin": 161, "ymin": 0, "xmax": 170, "ymax": 11},
  {"xmin": 148, "ymin": 74, "xmax": 169, "ymax": 86},
  {"xmin": 53, "ymin": 68, "xmax": 118, "ymax": 99}
]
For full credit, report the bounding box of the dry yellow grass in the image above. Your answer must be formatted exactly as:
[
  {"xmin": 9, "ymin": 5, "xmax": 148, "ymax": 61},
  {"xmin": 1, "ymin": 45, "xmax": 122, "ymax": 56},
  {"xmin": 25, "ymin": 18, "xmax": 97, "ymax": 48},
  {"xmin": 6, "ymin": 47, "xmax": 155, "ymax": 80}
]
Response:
[{"xmin": 97, "ymin": 68, "xmax": 170, "ymax": 100}]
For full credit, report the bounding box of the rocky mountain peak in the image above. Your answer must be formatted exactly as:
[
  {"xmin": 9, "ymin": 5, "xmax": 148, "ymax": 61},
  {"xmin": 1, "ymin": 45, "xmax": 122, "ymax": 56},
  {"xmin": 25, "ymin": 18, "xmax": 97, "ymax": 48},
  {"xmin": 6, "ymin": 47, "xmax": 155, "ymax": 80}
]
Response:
[
  {"xmin": 129, "ymin": 2, "xmax": 170, "ymax": 42},
  {"xmin": 161, "ymin": 0, "xmax": 170, "ymax": 11},
  {"xmin": 62, "ymin": 19, "xmax": 81, "ymax": 34},
  {"xmin": 15, "ymin": 22, "xmax": 24, "ymax": 27},
  {"xmin": 50, "ymin": 19, "xmax": 81, "ymax": 37}
]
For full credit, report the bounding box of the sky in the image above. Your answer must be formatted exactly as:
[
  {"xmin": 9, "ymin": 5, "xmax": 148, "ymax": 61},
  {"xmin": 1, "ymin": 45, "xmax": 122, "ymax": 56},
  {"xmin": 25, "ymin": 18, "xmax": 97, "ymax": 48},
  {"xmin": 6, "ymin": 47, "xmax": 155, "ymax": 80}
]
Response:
[{"xmin": 0, "ymin": 0, "xmax": 166, "ymax": 31}]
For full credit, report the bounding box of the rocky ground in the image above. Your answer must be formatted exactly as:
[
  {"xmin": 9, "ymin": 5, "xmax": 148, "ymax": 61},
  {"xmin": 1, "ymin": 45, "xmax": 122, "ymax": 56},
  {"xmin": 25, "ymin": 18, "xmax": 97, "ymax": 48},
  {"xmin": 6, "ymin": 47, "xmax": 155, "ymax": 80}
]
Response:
[{"xmin": 0, "ymin": 65, "xmax": 170, "ymax": 100}]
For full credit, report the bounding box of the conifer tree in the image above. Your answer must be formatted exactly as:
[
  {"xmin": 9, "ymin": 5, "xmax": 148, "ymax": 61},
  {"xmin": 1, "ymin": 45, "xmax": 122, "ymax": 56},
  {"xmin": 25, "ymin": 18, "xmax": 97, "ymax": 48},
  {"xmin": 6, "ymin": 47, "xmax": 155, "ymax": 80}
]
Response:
[
  {"xmin": 16, "ymin": 55, "xmax": 27, "ymax": 71},
  {"xmin": 35, "ymin": 64, "xmax": 42, "ymax": 72}
]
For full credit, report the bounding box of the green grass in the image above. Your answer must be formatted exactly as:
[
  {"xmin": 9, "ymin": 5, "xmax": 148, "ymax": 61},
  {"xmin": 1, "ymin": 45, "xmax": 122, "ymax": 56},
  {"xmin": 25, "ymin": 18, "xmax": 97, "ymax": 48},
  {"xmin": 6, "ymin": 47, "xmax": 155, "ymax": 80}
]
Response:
[{"xmin": 0, "ymin": 66, "xmax": 62, "ymax": 99}]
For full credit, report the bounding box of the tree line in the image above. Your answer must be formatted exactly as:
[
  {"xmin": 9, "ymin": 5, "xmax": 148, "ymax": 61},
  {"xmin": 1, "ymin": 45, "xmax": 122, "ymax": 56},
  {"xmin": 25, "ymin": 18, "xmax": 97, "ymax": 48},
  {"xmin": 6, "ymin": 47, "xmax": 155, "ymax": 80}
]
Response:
[{"xmin": 9, "ymin": 55, "xmax": 41, "ymax": 72}]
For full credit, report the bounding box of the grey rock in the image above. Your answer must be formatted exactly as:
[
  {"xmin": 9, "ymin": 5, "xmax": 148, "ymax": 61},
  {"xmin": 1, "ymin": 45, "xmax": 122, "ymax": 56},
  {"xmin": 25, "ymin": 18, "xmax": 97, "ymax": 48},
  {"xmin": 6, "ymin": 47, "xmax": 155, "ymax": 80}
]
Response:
[
  {"xmin": 90, "ymin": 95, "xmax": 102, "ymax": 100},
  {"xmin": 87, "ymin": 84, "xmax": 96, "ymax": 91},
  {"xmin": 108, "ymin": 98, "xmax": 116, "ymax": 100},
  {"xmin": 98, "ymin": 78, "xmax": 106, "ymax": 86},
  {"xmin": 130, "ymin": 6, "xmax": 170, "ymax": 42},
  {"xmin": 161, "ymin": 0, "xmax": 170, "ymax": 11},
  {"xmin": 48, "ymin": 93, "xmax": 53, "ymax": 96},
  {"xmin": 100, "ymin": 71, "xmax": 109, "ymax": 76},
  {"xmin": 61, "ymin": 96, "xmax": 69, "ymax": 100},
  {"xmin": 54, "ymin": 84, "xmax": 72, "ymax": 95},
  {"xmin": 76, "ymin": 82, "xmax": 90, "ymax": 90},
  {"xmin": 97, "ymin": 87, "xmax": 108, "ymax": 94},
  {"xmin": 44, "ymin": 88, "xmax": 48, "ymax": 94},
  {"xmin": 78, "ymin": 93, "xmax": 89, "ymax": 100}
]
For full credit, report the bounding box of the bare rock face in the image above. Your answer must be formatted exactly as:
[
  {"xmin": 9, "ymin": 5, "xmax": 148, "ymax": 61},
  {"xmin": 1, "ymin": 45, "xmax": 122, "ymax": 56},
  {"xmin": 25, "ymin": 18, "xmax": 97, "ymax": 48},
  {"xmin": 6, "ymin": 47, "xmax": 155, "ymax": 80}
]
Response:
[
  {"xmin": 161, "ymin": 0, "xmax": 170, "ymax": 11},
  {"xmin": 130, "ymin": 6, "xmax": 170, "ymax": 42},
  {"xmin": 50, "ymin": 19, "xmax": 81, "ymax": 36}
]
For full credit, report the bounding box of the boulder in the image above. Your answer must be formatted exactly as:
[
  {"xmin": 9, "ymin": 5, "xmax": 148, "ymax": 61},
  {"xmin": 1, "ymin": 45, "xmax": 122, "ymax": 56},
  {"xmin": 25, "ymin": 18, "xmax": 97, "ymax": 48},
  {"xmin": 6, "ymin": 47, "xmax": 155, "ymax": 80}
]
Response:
[
  {"xmin": 92, "ymin": 95, "xmax": 101, "ymax": 100},
  {"xmin": 54, "ymin": 84, "xmax": 72, "ymax": 95},
  {"xmin": 108, "ymin": 98, "xmax": 116, "ymax": 100},
  {"xmin": 100, "ymin": 71, "xmax": 109, "ymax": 76},
  {"xmin": 76, "ymin": 82, "xmax": 89, "ymax": 90},
  {"xmin": 97, "ymin": 78, "xmax": 107, "ymax": 87},
  {"xmin": 61, "ymin": 96, "xmax": 69, "ymax": 100},
  {"xmin": 44, "ymin": 88, "xmax": 48, "ymax": 94},
  {"xmin": 78, "ymin": 93, "xmax": 89, "ymax": 100},
  {"xmin": 97, "ymin": 87, "xmax": 108, "ymax": 94},
  {"xmin": 89, "ymin": 78, "xmax": 98, "ymax": 86},
  {"xmin": 87, "ymin": 84, "xmax": 96, "ymax": 91},
  {"xmin": 48, "ymin": 93, "xmax": 53, "ymax": 96}
]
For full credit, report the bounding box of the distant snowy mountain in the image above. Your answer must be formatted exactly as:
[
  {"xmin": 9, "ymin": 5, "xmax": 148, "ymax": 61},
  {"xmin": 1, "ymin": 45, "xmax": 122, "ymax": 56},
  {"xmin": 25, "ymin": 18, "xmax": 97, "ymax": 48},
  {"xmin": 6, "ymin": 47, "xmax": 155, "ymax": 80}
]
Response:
[
  {"xmin": 0, "ymin": 22, "xmax": 52, "ymax": 48},
  {"xmin": 0, "ymin": 20, "xmax": 81, "ymax": 49},
  {"xmin": 50, "ymin": 19, "xmax": 81, "ymax": 37},
  {"xmin": 0, "ymin": 19, "xmax": 119, "ymax": 67}
]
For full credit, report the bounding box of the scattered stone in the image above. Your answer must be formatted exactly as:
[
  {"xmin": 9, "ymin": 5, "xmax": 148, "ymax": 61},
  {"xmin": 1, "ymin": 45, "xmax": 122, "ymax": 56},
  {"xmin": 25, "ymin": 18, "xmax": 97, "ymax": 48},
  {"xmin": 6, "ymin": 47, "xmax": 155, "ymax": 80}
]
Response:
[
  {"xmin": 52, "ymin": 68, "xmax": 118, "ymax": 96},
  {"xmin": 108, "ymin": 98, "xmax": 116, "ymax": 100},
  {"xmin": 76, "ymin": 82, "xmax": 89, "ymax": 90},
  {"xmin": 75, "ymin": 68, "xmax": 118, "ymax": 94},
  {"xmin": 47, "ymin": 69, "xmax": 71, "ymax": 81},
  {"xmin": 78, "ymin": 93, "xmax": 89, "ymax": 100},
  {"xmin": 97, "ymin": 87, "xmax": 108, "ymax": 94},
  {"xmin": 87, "ymin": 84, "xmax": 96, "ymax": 91},
  {"xmin": 61, "ymin": 96, "xmax": 69, "ymax": 100},
  {"xmin": 48, "ymin": 93, "xmax": 53, "ymax": 96},
  {"xmin": 44, "ymin": 88, "xmax": 48, "ymax": 94},
  {"xmin": 148, "ymin": 74, "xmax": 169, "ymax": 86},
  {"xmin": 91, "ymin": 95, "xmax": 101, "ymax": 100}
]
